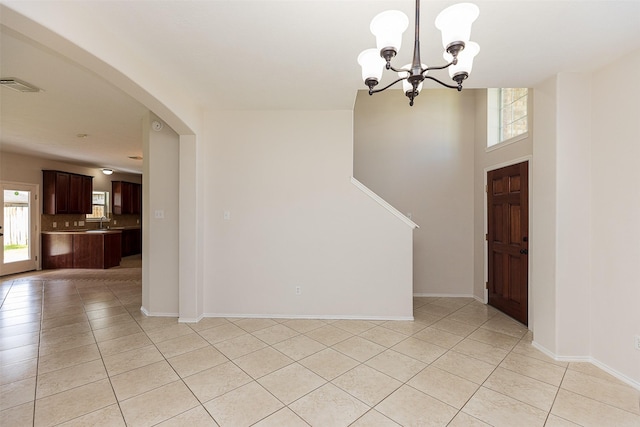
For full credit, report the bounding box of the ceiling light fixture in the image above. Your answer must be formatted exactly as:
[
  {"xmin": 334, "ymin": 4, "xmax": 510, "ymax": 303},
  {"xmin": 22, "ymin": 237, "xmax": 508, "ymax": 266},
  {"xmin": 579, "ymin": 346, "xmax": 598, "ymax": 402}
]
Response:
[
  {"xmin": 0, "ymin": 77, "xmax": 41, "ymax": 93},
  {"xmin": 102, "ymin": 168, "xmax": 114, "ymax": 175},
  {"xmin": 358, "ymin": 1, "xmax": 479, "ymax": 106},
  {"xmin": 128, "ymin": 156, "xmax": 143, "ymax": 160}
]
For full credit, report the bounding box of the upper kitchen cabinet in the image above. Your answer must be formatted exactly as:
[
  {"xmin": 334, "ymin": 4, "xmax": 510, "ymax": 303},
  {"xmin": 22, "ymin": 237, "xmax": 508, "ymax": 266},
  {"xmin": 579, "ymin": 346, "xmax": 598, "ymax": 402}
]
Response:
[
  {"xmin": 43, "ymin": 170, "xmax": 93, "ymax": 214},
  {"xmin": 112, "ymin": 181, "xmax": 141, "ymax": 215}
]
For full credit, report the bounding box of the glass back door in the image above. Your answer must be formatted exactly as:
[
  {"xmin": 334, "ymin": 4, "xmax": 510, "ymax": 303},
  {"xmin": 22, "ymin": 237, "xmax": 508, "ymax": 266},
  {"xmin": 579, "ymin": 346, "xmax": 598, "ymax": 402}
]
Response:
[{"xmin": 1, "ymin": 182, "xmax": 38, "ymax": 276}]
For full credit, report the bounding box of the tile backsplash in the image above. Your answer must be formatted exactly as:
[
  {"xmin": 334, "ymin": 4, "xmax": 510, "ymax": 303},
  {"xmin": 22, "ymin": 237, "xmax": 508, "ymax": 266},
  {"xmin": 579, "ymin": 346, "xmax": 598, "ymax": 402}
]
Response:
[{"xmin": 41, "ymin": 214, "xmax": 141, "ymax": 231}]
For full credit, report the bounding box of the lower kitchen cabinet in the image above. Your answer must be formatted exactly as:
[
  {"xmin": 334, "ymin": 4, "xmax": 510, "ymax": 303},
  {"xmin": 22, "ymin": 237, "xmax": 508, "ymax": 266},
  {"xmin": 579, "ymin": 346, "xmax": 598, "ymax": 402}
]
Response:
[
  {"xmin": 42, "ymin": 231, "xmax": 122, "ymax": 269},
  {"xmin": 121, "ymin": 228, "xmax": 141, "ymax": 257},
  {"xmin": 41, "ymin": 233, "xmax": 73, "ymax": 269}
]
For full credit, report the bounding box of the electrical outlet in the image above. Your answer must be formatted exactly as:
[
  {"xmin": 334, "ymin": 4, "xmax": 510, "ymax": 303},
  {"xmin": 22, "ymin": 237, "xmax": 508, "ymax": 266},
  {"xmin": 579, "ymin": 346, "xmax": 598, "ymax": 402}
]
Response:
[
  {"xmin": 79, "ymin": 221, "xmax": 85, "ymax": 226},
  {"xmin": 65, "ymin": 222, "xmax": 69, "ymax": 227},
  {"xmin": 74, "ymin": 221, "xmax": 78, "ymax": 226},
  {"xmin": 113, "ymin": 220, "xmax": 117, "ymax": 225},
  {"xmin": 295, "ymin": 286, "xmax": 301, "ymax": 295},
  {"xmin": 634, "ymin": 335, "xmax": 640, "ymax": 351},
  {"xmin": 52, "ymin": 222, "xmax": 57, "ymax": 228}
]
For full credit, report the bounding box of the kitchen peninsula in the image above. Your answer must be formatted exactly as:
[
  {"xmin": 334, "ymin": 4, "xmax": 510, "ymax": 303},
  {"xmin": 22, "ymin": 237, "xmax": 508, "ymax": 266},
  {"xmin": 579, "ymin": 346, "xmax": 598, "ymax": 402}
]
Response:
[{"xmin": 41, "ymin": 229, "xmax": 122, "ymax": 269}]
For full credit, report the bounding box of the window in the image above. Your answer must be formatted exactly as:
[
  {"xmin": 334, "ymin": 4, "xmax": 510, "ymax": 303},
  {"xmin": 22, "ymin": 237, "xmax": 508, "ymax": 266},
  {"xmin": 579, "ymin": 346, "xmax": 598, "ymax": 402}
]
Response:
[
  {"xmin": 87, "ymin": 191, "xmax": 109, "ymax": 219},
  {"xmin": 488, "ymin": 88, "xmax": 528, "ymax": 147}
]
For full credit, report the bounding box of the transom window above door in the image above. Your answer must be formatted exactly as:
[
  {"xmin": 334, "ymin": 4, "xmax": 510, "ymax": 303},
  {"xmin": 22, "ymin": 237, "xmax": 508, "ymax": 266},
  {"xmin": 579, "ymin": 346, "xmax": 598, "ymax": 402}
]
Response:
[{"xmin": 487, "ymin": 88, "xmax": 528, "ymax": 148}]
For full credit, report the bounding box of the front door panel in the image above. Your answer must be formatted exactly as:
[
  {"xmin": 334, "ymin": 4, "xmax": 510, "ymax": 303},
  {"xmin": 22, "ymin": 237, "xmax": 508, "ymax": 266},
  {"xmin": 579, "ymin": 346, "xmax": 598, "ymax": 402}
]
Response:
[{"xmin": 487, "ymin": 162, "xmax": 529, "ymax": 325}]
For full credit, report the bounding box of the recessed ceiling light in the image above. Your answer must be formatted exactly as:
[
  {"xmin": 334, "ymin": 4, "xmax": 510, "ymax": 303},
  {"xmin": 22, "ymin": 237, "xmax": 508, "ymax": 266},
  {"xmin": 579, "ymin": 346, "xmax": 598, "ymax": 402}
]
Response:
[
  {"xmin": 128, "ymin": 156, "xmax": 143, "ymax": 160},
  {"xmin": 0, "ymin": 78, "xmax": 41, "ymax": 92},
  {"xmin": 76, "ymin": 133, "xmax": 89, "ymax": 138}
]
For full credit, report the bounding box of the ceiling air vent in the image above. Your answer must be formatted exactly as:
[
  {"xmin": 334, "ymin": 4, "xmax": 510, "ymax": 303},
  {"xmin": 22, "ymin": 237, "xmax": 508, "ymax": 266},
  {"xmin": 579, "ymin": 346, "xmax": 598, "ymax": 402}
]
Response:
[{"xmin": 0, "ymin": 78, "xmax": 41, "ymax": 92}]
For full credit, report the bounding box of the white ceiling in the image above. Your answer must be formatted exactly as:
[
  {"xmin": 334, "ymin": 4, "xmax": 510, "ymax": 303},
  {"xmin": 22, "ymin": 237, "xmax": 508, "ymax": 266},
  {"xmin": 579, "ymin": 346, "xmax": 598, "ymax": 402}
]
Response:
[{"xmin": 1, "ymin": 1, "xmax": 640, "ymax": 174}]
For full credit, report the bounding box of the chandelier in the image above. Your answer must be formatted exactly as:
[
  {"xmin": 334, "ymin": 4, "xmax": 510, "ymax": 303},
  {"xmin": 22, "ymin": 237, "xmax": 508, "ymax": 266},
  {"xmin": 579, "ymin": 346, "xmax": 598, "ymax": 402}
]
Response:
[{"xmin": 358, "ymin": 1, "xmax": 480, "ymax": 106}]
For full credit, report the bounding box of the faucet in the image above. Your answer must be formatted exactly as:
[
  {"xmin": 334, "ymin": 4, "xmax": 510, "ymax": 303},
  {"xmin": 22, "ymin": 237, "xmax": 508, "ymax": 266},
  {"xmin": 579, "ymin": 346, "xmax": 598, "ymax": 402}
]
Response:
[{"xmin": 100, "ymin": 216, "xmax": 107, "ymax": 229}]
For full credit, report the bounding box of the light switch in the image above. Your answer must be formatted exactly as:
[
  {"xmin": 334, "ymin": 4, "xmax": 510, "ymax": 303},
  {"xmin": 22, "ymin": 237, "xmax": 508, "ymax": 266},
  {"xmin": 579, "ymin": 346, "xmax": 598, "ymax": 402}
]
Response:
[
  {"xmin": 223, "ymin": 211, "xmax": 231, "ymax": 220},
  {"xmin": 154, "ymin": 210, "xmax": 165, "ymax": 219}
]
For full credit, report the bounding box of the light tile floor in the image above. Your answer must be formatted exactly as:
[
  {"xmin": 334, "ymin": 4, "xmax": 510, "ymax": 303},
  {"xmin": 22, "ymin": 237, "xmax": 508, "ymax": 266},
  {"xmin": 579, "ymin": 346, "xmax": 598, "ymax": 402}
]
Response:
[{"xmin": 1, "ymin": 257, "xmax": 639, "ymax": 426}]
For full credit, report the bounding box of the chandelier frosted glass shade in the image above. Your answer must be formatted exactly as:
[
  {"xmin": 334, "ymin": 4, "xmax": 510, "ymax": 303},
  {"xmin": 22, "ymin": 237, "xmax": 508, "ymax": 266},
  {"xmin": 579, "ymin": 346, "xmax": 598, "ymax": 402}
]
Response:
[
  {"xmin": 444, "ymin": 41, "xmax": 480, "ymax": 79},
  {"xmin": 358, "ymin": 49, "xmax": 386, "ymax": 83},
  {"xmin": 370, "ymin": 10, "xmax": 409, "ymax": 55},
  {"xmin": 435, "ymin": 3, "xmax": 479, "ymax": 52}
]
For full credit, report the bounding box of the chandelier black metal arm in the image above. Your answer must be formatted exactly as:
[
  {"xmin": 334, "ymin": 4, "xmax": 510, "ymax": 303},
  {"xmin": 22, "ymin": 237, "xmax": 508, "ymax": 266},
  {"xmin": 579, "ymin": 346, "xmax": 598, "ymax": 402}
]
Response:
[
  {"xmin": 367, "ymin": 64, "xmax": 461, "ymax": 95},
  {"xmin": 384, "ymin": 61, "xmax": 452, "ymax": 73}
]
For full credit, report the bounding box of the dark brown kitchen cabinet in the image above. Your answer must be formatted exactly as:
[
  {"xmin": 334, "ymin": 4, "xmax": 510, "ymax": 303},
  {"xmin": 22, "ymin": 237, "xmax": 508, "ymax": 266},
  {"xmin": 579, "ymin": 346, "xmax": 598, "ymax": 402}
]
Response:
[
  {"xmin": 43, "ymin": 170, "xmax": 93, "ymax": 214},
  {"xmin": 112, "ymin": 181, "xmax": 141, "ymax": 215},
  {"xmin": 121, "ymin": 228, "xmax": 142, "ymax": 257},
  {"xmin": 42, "ymin": 231, "xmax": 121, "ymax": 269},
  {"xmin": 73, "ymin": 233, "xmax": 121, "ymax": 269},
  {"xmin": 83, "ymin": 176, "xmax": 93, "ymax": 212},
  {"xmin": 41, "ymin": 233, "xmax": 74, "ymax": 269},
  {"xmin": 69, "ymin": 174, "xmax": 83, "ymax": 213},
  {"xmin": 131, "ymin": 183, "xmax": 141, "ymax": 214}
]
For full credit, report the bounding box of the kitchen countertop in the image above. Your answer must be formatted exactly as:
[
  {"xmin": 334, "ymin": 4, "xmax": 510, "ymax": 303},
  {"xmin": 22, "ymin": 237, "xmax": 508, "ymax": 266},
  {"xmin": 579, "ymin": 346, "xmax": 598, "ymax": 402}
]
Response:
[
  {"xmin": 41, "ymin": 225, "xmax": 141, "ymax": 235},
  {"xmin": 41, "ymin": 229, "xmax": 123, "ymax": 235}
]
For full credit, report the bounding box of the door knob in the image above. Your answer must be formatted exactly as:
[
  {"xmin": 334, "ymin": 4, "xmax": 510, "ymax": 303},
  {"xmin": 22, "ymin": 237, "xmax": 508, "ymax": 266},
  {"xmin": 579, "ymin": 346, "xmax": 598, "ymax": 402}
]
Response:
[{"xmin": 520, "ymin": 249, "xmax": 528, "ymax": 255}]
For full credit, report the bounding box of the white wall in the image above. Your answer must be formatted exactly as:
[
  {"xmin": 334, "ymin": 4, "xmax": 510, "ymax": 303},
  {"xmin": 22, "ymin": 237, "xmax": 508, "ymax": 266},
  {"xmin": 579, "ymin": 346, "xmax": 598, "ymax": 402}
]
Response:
[
  {"xmin": 555, "ymin": 73, "xmax": 591, "ymax": 357},
  {"xmin": 354, "ymin": 89, "xmax": 475, "ymax": 296},
  {"xmin": 589, "ymin": 50, "xmax": 640, "ymax": 384},
  {"xmin": 203, "ymin": 109, "xmax": 414, "ymax": 319},
  {"xmin": 532, "ymin": 52, "xmax": 640, "ymax": 386},
  {"xmin": 141, "ymin": 113, "xmax": 180, "ymax": 316},
  {"xmin": 531, "ymin": 76, "xmax": 559, "ymax": 354}
]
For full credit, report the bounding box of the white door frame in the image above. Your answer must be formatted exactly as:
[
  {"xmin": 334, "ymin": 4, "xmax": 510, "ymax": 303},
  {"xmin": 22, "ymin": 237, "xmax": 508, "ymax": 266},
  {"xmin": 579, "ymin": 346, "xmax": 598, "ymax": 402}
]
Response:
[{"xmin": 1, "ymin": 181, "xmax": 40, "ymax": 276}]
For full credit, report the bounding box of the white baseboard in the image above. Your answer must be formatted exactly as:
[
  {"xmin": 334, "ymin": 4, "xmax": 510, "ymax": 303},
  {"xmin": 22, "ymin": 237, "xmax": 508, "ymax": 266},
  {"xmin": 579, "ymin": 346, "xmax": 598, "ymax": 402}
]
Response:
[
  {"xmin": 201, "ymin": 313, "xmax": 414, "ymax": 321},
  {"xmin": 590, "ymin": 358, "xmax": 640, "ymax": 391},
  {"xmin": 178, "ymin": 314, "xmax": 205, "ymax": 323},
  {"xmin": 413, "ymin": 293, "xmax": 476, "ymax": 298},
  {"xmin": 532, "ymin": 340, "xmax": 640, "ymax": 391},
  {"xmin": 139, "ymin": 306, "xmax": 178, "ymax": 318},
  {"xmin": 413, "ymin": 293, "xmax": 488, "ymax": 305}
]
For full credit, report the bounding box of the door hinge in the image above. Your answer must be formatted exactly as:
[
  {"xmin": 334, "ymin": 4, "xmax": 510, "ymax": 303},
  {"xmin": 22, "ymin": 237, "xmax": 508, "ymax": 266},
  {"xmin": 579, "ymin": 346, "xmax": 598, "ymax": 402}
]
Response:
[
  {"xmin": 35, "ymin": 255, "xmax": 38, "ymax": 261},
  {"xmin": 485, "ymin": 281, "xmax": 489, "ymax": 289},
  {"xmin": 35, "ymin": 194, "xmax": 38, "ymax": 200},
  {"xmin": 485, "ymin": 233, "xmax": 488, "ymax": 241},
  {"xmin": 485, "ymin": 184, "xmax": 488, "ymax": 193}
]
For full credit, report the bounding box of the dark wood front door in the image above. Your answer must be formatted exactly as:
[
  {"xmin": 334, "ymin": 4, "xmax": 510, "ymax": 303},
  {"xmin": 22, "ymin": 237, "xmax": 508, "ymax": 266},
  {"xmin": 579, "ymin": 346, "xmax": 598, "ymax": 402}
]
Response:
[{"xmin": 487, "ymin": 161, "xmax": 529, "ymax": 325}]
